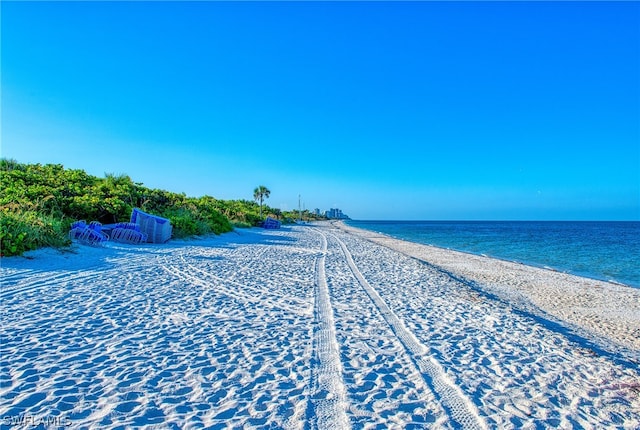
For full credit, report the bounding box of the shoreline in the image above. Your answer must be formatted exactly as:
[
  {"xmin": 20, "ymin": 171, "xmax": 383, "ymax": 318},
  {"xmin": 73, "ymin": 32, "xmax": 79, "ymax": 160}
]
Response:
[
  {"xmin": 343, "ymin": 220, "xmax": 639, "ymax": 289},
  {"xmin": 335, "ymin": 220, "xmax": 640, "ymax": 356}
]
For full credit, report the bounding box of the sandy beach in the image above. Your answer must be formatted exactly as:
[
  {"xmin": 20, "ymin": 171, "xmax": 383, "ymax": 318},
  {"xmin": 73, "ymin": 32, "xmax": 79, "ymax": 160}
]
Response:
[{"xmin": 1, "ymin": 221, "xmax": 639, "ymax": 429}]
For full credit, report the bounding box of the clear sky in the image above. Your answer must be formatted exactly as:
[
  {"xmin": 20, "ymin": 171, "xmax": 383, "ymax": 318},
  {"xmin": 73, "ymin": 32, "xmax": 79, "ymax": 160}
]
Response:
[{"xmin": 2, "ymin": 1, "xmax": 639, "ymax": 220}]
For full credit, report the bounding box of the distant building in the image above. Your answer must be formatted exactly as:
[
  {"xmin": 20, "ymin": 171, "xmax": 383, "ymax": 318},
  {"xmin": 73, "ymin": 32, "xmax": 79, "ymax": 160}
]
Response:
[
  {"xmin": 313, "ymin": 208, "xmax": 321, "ymax": 216},
  {"xmin": 325, "ymin": 208, "xmax": 350, "ymax": 220}
]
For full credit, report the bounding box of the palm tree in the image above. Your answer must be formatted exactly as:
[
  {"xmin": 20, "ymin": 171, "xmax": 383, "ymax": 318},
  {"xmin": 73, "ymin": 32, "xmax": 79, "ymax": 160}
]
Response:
[{"xmin": 253, "ymin": 185, "xmax": 271, "ymax": 219}]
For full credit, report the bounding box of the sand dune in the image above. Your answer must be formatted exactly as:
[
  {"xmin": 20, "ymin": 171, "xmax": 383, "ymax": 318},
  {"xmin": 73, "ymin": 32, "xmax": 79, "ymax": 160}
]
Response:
[{"xmin": 1, "ymin": 222, "xmax": 638, "ymax": 428}]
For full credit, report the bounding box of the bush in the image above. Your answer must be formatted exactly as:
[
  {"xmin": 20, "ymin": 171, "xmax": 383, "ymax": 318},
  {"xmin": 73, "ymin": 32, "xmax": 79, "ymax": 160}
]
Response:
[
  {"xmin": 162, "ymin": 207, "xmax": 208, "ymax": 238},
  {"xmin": 0, "ymin": 210, "xmax": 70, "ymax": 256},
  {"xmin": 193, "ymin": 197, "xmax": 233, "ymax": 234},
  {"xmin": 162, "ymin": 202, "xmax": 233, "ymax": 238}
]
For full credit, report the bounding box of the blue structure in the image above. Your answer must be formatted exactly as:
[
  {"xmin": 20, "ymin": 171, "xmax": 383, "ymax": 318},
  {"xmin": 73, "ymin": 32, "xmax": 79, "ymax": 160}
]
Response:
[{"xmin": 263, "ymin": 217, "xmax": 281, "ymax": 229}]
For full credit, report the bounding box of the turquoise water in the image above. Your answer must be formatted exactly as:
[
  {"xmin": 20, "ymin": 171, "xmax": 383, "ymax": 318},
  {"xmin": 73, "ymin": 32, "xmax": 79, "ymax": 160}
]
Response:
[{"xmin": 346, "ymin": 221, "xmax": 640, "ymax": 288}]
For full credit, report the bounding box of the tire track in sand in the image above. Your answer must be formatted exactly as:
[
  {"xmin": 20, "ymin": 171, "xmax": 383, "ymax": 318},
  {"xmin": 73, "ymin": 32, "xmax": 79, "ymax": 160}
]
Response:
[
  {"xmin": 1, "ymin": 270, "xmax": 107, "ymax": 301},
  {"xmin": 181, "ymin": 247, "xmax": 310, "ymax": 308},
  {"xmin": 158, "ymin": 252, "xmax": 305, "ymax": 315},
  {"xmin": 310, "ymin": 230, "xmax": 351, "ymax": 430},
  {"xmin": 330, "ymin": 231, "xmax": 487, "ymax": 430}
]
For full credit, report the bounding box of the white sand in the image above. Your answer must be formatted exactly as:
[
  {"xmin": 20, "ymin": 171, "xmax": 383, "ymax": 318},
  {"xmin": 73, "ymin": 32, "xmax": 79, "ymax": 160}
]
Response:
[{"xmin": 1, "ymin": 222, "xmax": 639, "ymax": 429}]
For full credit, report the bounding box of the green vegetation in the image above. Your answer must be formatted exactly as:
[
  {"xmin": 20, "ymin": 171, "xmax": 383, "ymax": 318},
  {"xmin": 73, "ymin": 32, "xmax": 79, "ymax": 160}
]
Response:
[
  {"xmin": 253, "ymin": 185, "xmax": 271, "ymax": 218},
  {"xmin": 0, "ymin": 159, "xmax": 326, "ymax": 256},
  {"xmin": 1, "ymin": 209, "xmax": 70, "ymax": 256}
]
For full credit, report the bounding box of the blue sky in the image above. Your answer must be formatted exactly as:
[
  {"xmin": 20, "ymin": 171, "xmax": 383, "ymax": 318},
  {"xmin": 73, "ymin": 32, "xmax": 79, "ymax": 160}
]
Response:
[{"xmin": 2, "ymin": 1, "xmax": 639, "ymax": 220}]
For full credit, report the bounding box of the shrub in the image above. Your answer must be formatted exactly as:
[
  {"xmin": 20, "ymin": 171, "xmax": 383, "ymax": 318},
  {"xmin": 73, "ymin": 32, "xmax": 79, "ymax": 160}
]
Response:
[
  {"xmin": 193, "ymin": 198, "xmax": 233, "ymax": 234},
  {"xmin": 160, "ymin": 207, "xmax": 207, "ymax": 238},
  {"xmin": 0, "ymin": 210, "xmax": 70, "ymax": 256}
]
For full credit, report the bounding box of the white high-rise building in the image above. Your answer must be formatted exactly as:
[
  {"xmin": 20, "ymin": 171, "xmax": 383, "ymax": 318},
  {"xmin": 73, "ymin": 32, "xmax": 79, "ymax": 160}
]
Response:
[{"xmin": 325, "ymin": 208, "xmax": 349, "ymax": 219}]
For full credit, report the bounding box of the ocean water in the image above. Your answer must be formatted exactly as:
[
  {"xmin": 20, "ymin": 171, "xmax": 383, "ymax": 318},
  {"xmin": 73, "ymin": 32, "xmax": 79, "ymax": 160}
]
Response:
[{"xmin": 346, "ymin": 221, "xmax": 640, "ymax": 288}]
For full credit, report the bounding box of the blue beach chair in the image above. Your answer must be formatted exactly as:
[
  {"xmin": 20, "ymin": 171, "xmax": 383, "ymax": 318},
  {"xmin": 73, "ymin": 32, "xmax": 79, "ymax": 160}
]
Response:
[
  {"xmin": 110, "ymin": 222, "xmax": 148, "ymax": 244},
  {"xmin": 263, "ymin": 217, "xmax": 281, "ymax": 229},
  {"xmin": 69, "ymin": 220, "xmax": 109, "ymax": 246}
]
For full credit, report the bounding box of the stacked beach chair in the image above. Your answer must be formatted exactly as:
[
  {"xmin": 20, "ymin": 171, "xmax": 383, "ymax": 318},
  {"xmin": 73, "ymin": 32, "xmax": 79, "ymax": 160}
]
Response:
[
  {"xmin": 262, "ymin": 217, "xmax": 281, "ymax": 229},
  {"xmin": 130, "ymin": 208, "xmax": 173, "ymax": 243},
  {"xmin": 69, "ymin": 209, "xmax": 172, "ymax": 246},
  {"xmin": 110, "ymin": 222, "xmax": 148, "ymax": 244},
  {"xmin": 69, "ymin": 221, "xmax": 109, "ymax": 246}
]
